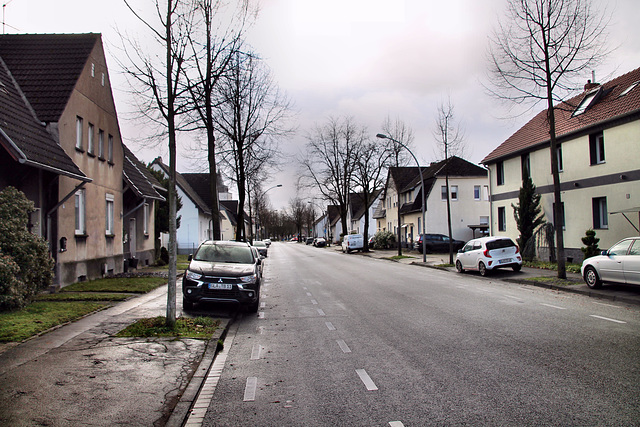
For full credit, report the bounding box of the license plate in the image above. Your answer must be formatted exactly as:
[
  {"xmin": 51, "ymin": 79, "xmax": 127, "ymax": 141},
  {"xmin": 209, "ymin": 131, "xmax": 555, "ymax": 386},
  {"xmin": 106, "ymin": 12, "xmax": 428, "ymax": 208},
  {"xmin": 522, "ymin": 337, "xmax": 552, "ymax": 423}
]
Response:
[
  {"xmin": 499, "ymin": 258, "xmax": 513, "ymax": 264},
  {"xmin": 208, "ymin": 283, "xmax": 232, "ymax": 290}
]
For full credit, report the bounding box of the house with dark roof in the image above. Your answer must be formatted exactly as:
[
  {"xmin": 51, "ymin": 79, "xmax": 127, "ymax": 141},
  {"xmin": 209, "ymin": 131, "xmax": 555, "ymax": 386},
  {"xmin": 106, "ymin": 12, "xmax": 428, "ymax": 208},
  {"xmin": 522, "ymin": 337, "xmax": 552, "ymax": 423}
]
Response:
[
  {"xmin": 0, "ymin": 33, "xmax": 132, "ymax": 285},
  {"xmin": 377, "ymin": 157, "xmax": 490, "ymax": 248},
  {"xmin": 482, "ymin": 67, "xmax": 640, "ymax": 262},
  {"xmin": 122, "ymin": 145, "xmax": 165, "ymax": 267},
  {"xmin": 150, "ymin": 158, "xmax": 246, "ymax": 252},
  {"xmin": 348, "ymin": 190, "xmax": 382, "ymax": 239}
]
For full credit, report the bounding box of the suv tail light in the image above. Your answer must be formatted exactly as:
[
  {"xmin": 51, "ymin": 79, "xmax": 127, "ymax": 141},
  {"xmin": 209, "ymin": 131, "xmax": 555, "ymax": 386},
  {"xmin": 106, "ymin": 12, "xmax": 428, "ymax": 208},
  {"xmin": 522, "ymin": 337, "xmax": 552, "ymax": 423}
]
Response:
[
  {"xmin": 484, "ymin": 249, "xmax": 491, "ymax": 258},
  {"xmin": 515, "ymin": 245, "xmax": 520, "ymax": 254}
]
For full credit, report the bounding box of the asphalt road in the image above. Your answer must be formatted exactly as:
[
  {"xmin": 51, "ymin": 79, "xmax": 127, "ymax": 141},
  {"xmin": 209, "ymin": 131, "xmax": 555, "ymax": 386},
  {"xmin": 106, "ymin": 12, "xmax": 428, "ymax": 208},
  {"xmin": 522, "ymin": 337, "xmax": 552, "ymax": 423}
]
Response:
[{"xmin": 198, "ymin": 241, "xmax": 640, "ymax": 426}]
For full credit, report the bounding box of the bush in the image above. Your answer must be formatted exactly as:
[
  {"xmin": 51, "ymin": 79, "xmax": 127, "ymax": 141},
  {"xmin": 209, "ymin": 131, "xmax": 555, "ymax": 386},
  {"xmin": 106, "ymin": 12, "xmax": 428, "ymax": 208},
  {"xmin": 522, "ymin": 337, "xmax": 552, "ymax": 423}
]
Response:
[
  {"xmin": 160, "ymin": 246, "xmax": 169, "ymax": 265},
  {"xmin": 0, "ymin": 187, "xmax": 54, "ymax": 311},
  {"xmin": 581, "ymin": 229, "xmax": 600, "ymax": 260},
  {"xmin": 372, "ymin": 231, "xmax": 396, "ymax": 249}
]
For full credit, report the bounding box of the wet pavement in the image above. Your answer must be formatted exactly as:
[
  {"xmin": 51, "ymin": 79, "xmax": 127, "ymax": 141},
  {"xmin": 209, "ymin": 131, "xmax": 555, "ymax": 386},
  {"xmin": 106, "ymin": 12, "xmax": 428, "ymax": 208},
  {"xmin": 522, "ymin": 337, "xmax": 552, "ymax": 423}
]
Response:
[{"xmin": 1, "ymin": 249, "xmax": 638, "ymax": 426}]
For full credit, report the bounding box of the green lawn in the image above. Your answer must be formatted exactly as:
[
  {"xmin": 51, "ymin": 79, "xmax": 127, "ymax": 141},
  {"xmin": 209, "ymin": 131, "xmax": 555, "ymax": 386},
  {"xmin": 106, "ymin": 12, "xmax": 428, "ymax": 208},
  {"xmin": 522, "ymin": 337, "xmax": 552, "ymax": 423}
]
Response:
[
  {"xmin": 116, "ymin": 316, "xmax": 220, "ymax": 339},
  {"xmin": 61, "ymin": 276, "xmax": 168, "ymax": 293}
]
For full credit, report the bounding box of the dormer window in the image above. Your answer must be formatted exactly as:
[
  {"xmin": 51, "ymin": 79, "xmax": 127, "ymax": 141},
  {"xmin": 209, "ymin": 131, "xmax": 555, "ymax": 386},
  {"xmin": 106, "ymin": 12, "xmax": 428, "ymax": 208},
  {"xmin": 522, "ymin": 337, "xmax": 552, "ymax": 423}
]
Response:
[
  {"xmin": 573, "ymin": 88, "xmax": 600, "ymax": 116},
  {"xmin": 619, "ymin": 81, "xmax": 639, "ymax": 98}
]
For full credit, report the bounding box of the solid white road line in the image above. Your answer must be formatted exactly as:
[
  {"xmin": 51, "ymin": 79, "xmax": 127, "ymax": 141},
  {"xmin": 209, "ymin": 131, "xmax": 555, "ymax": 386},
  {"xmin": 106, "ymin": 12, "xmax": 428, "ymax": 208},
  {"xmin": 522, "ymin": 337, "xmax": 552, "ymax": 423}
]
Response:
[
  {"xmin": 540, "ymin": 303, "xmax": 566, "ymax": 310},
  {"xmin": 244, "ymin": 377, "xmax": 258, "ymax": 401},
  {"xmin": 589, "ymin": 315, "xmax": 627, "ymax": 324},
  {"xmin": 356, "ymin": 369, "xmax": 378, "ymax": 391},
  {"xmin": 336, "ymin": 340, "xmax": 351, "ymax": 353}
]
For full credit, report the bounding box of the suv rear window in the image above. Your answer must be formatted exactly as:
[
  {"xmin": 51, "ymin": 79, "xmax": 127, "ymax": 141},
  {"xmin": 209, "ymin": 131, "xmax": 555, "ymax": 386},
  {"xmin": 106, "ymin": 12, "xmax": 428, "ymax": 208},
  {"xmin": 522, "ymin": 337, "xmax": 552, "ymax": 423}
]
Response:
[{"xmin": 486, "ymin": 239, "xmax": 516, "ymax": 250}]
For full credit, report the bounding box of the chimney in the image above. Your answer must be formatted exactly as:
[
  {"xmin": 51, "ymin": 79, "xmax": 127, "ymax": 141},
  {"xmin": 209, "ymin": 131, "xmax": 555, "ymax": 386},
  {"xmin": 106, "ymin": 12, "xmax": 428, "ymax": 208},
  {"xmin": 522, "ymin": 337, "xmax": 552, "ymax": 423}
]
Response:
[{"xmin": 584, "ymin": 79, "xmax": 600, "ymax": 91}]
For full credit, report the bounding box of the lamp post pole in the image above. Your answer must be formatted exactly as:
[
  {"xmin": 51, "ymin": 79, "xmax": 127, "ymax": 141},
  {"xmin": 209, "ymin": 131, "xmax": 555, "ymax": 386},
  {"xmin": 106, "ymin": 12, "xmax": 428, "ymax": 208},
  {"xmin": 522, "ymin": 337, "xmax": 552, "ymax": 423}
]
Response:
[
  {"xmin": 376, "ymin": 133, "xmax": 426, "ymax": 263},
  {"xmin": 257, "ymin": 184, "xmax": 282, "ymax": 240}
]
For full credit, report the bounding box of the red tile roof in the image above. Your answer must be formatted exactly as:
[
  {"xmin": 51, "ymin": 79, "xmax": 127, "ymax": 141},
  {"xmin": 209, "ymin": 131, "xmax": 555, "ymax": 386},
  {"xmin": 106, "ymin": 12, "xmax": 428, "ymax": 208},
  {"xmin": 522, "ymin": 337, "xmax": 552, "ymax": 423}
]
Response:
[
  {"xmin": 482, "ymin": 66, "xmax": 640, "ymax": 164},
  {"xmin": 0, "ymin": 33, "xmax": 100, "ymax": 123}
]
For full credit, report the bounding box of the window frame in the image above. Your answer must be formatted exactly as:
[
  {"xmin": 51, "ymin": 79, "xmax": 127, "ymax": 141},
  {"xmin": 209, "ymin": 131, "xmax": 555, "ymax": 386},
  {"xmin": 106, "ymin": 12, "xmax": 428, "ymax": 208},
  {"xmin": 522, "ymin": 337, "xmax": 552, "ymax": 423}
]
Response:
[
  {"xmin": 589, "ymin": 131, "xmax": 605, "ymax": 165},
  {"xmin": 108, "ymin": 134, "xmax": 114, "ymax": 163},
  {"xmin": 75, "ymin": 116, "xmax": 84, "ymax": 151},
  {"xmin": 105, "ymin": 193, "xmax": 115, "ymax": 236},
  {"xmin": 521, "ymin": 153, "xmax": 531, "ymax": 180},
  {"xmin": 98, "ymin": 129, "xmax": 105, "ymax": 160},
  {"xmin": 75, "ymin": 189, "xmax": 86, "ymax": 235},
  {"xmin": 441, "ymin": 185, "xmax": 447, "ymax": 201},
  {"xmin": 450, "ymin": 185, "xmax": 458, "ymax": 201},
  {"xmin": 474, "ymin": 185, "xmax": 481, "ymax": 201},
  {"xmin": 496, "ymin": 161, "xmax": 505, "ymax": 186},
  {"xmin": 498, "ymin": 206, "xmax": 506, "ymax": 232},
  {"xmin": 87, "ymin": 123, "xmax": 95, "ymax": 155}
]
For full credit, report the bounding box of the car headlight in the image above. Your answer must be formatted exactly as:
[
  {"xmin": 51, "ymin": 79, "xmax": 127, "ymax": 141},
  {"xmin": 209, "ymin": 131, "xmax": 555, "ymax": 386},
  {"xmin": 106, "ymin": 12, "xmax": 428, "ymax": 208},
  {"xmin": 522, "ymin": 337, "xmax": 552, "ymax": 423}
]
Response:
[
  {"xmin": 185, "ymin": 270, "xmax": 202, "ymax": 281},
  {"xmin": 239, "ymin": 274, "xmax": 257, "ymax": 285}
]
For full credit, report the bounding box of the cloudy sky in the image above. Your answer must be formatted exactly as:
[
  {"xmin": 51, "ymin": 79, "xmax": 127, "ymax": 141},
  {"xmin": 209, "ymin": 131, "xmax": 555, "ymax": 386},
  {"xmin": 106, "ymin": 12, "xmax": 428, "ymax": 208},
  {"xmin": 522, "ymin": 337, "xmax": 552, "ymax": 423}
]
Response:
[{"xmin": 4, "ymin": 0, "xmax": 639, "ymax": 210}]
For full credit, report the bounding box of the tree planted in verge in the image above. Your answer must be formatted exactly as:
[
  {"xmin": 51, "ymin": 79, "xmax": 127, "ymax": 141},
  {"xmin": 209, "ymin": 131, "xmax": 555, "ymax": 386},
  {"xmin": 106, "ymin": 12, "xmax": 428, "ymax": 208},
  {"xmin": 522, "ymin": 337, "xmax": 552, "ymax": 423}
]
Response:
[{"xmin": 512, "ymin": 177, "xmax": 545, "ymax": 261}]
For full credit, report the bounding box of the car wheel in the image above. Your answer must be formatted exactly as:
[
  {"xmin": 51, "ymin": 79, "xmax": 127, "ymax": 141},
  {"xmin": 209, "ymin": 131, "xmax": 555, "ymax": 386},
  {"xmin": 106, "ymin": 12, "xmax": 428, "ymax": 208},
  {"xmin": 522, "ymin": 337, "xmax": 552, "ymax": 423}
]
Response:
[
  {"xmin": 456, "ymin": 260, "xmax": 464, "ymax": 273},
  {"xmin": 512, "ymin": 264, "xmax": 522, "ymax": 272},
  {"xmin": 183, "ymin": 297, "xmax": 194, "ymax": 310},
  {"xmin": 478, "ymin": 261, "xmax": 488, "ymax": 276},
  {"xmin": 248, "ymin": 297, "xmax": 260, "ymax": 313},
  {"xmin": 584, "ymin": 266, "xmax": 602, "ymax": 289}
]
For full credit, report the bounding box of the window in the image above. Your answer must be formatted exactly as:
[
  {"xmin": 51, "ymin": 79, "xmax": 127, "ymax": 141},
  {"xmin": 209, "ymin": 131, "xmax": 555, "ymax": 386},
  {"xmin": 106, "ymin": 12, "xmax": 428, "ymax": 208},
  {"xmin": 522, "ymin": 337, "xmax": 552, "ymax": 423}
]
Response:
[
  {"xmin": 91, "ymin": 63, "xmax": 95, "ymax": 77},
  {"xmin": 101, "ymin": 73, "xmax": 105, "ymax": 87},
  {"xmin": 573, "ymin": 89, "xmax": 598, "ymax": 116},
  {"xmin": 105, "ymin": 194, "xmax": 115, "ymax": 235},
  {"xmin": 521, "ymin": 153, "xmax": 530, "ymax": 180},
  {"xmin": 483, "ymin": 185, "xmax": 489, "ymax": 201},
  {"xmin": 450, "ymin": 185, "xmax": 458, "ymax": 201},
  {"xmin": 553, "ymin": 202, "xmax": 565, "ymax": 230},
  {"xmin": 474, "ymin": 185, "xmax": 481, "ymax": 200},
  {"xmin": 75, "ymin": 116, "xmax": 83, "ymax": 150},
  {"xmin": 418, "ymin": 217, "xmax": 421, "ymax": 234},
  {"xmin": 497, "ymin": 161, "xmax": 505, "ymax": 186},
  {"xmin": 87, "ymin": 123, "xmax": 95, "ymax": 155},
  {"xmin": 589, "ymin": 132, "xmax": 605, "ymax": 165},
  {"xmin": 619, "ymin": 81, "xmax": 639, "ymax": 98},
  {"xmin": 98, "ymin": 129, "xmax": 105, "ymax": 159},
  {"xmin": 75, "ymin": 189, "xmax": 86, "ymax": 235},
  {"xmin": 592, "ymin": 197, "xmax": 608, "ymax": 229},
  {"xmin": 480, "ymin": 216, "xmax": 489, "ymax": 225},
  {"xmin": 108, "ymin": 134, "xmax": 114, "ymax": 162},
  {"xmin": 498, "ymin": 207, "xmax": 506, "ymax": 232},
  {"xmin": 441, "ymin": 186, "xmax": 447, "ymax": 201},
  {"xmin": 629, "ymin": 239, "xmax": 640, "ymax": 256},
  {"xmin": 557, "ymin": 144, "xmax": 563, "ymax": 172}
]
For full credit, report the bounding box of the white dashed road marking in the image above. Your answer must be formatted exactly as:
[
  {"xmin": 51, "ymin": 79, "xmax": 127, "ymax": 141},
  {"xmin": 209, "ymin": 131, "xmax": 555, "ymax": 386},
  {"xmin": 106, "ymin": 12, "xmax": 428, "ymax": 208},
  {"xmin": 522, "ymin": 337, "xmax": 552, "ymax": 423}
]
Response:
[
  {"xmin": 325, "ymin": 321, "xmax": 336, "ymax": 331},
  {"xmin": 589, "ymin": 315, "xmax": 626, "ymax": 324},
  {"xmin": 540, "ymin": 303, "xmax": 566, "ymax": 310},
  {"xmin": 336, "ymin": 340, "xmax": 351, "ymax": 353},
  {"xmin": 317, "ymin": 309, "xmax": 326, "ymax": 316},
  {"xmin": 356, "ymin": 369, "xmax": 378, "ymax": 391},
  {"xmin": 244, "ymin": 377, "xmax": 258, "ymax": 401},
  {"xmin": 389, "ymin": 422, "xmax": 405, "ymax": 427}
]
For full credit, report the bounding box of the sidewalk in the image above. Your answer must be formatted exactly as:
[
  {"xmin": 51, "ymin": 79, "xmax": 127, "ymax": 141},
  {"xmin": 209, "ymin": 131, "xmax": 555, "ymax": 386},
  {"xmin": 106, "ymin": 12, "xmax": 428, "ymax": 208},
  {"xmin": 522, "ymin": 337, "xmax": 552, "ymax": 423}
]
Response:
[
  {"xmin": 351, "ymin": 247, "xmax": 640, "ymax": 306},
  {"xmin": 0, "ymin": 281, "xmax": 228, "ymax": 427}
]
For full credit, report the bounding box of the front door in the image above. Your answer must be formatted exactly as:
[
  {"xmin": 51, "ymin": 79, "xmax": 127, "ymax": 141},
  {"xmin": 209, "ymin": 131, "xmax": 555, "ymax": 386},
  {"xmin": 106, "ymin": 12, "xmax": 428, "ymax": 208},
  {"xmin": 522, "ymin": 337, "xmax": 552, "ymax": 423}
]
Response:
[{"xmin": 129, "ymin": 218, "xmax": 137, "ymax": 258}]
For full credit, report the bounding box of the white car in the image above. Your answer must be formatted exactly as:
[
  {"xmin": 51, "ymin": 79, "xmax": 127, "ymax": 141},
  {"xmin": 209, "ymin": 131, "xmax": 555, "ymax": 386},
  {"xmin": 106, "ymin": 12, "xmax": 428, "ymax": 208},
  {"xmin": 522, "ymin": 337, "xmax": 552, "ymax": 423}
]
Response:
[
  {"xmin": 456, "ymin": 236, "xmax": 522, "ymax": 276},
  {"xmin": 581, "ymin": 237, "xmax": 640, "ymax": 289}
]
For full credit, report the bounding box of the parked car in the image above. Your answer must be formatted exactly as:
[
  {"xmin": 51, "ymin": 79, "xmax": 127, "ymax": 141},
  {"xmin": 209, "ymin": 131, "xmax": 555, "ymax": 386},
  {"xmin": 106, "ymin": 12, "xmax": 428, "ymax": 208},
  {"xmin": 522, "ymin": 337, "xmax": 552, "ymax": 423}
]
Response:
[
  {"xmin": 252, "ymin": 240, "xmax": 268, "ymax": 257},
  {"xmin": 414, "ymin": 233, "xmax": 466, "ymax": 253},
  {"xmin": 182, "ymin": 240, "xmax": 262, "ymax": 312},
  {"xmin": 313, "ymin": 237, "xmax": 327, "ymax": 247},
  {"xmin": 264, "ymin": 238, "xmax": 272, "ymax": 247},
  {"xmin": 581, "ymin": 237, "xmax": 640, "ymax": 289},
  {"xmin": 342, "ymin": 234, "xmax": 364, "ymax": 253},
  {"xmin": 455, "ymin": 236, "xmax": 522, "ymax": 276},
  {"xmin": 306, "ymin": 237, "xmax": 314, "ymax": 245}
]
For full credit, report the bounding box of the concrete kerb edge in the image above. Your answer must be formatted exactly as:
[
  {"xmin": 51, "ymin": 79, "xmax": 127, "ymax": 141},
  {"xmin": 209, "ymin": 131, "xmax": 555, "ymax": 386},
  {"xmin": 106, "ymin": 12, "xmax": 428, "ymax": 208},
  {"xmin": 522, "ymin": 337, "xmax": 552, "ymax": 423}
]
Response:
[{"xmin": 165, "ymin": 318, "xmax": 232, "ymax": 427}]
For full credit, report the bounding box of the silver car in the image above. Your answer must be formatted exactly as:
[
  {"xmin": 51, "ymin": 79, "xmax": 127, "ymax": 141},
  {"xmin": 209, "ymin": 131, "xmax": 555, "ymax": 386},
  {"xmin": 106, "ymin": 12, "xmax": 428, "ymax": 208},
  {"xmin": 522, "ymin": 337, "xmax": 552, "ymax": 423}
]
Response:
[{"xmin": 581, "ymin": 237, "xmax": 640, "ymax": 288}]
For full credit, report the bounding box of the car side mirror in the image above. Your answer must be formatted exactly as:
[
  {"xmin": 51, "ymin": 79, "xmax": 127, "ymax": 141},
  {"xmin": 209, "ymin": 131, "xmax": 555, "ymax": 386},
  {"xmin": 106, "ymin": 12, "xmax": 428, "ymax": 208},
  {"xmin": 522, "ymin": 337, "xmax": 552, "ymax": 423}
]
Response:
[
  {"xmin": 458, "ymin": 249, "xmax": 463, "ymax": 254},
  {"xmin": 601, "ymin": 250, "xmax": 608, "ymax": 256},
  {"xmin": 188, "ymin": 254, "xmax": 193, "ymax": 261}
]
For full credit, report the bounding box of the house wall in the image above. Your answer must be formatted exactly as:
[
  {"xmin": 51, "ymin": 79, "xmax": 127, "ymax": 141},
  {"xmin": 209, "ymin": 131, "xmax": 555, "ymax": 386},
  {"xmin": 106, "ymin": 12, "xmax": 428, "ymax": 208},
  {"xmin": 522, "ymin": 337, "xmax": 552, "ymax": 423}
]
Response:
[
  {"xmin": 488, "ymin": 119, "xmax": 640, "ymax": 262},
  {"xmin": 55, "ymin": 40, "xmax": 125, "ymax": 286},
  {"xmin": 123, "ymin": 199, "xmax": 156, "ymax": 268}
]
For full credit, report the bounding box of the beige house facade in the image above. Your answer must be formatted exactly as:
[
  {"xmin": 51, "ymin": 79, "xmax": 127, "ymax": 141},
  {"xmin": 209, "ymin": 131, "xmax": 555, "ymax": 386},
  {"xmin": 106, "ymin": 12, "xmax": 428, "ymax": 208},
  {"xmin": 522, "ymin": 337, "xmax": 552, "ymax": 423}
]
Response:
[{"xmin": 482, "ymin": 67, "xmax": 640, "ymax": 262}]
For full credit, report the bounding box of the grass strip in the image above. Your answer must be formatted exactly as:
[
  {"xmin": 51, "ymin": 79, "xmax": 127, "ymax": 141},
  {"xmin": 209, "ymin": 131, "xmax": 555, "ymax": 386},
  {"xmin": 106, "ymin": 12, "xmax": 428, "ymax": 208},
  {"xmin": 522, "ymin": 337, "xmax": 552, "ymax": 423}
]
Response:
[
  {"xmin": 524, "ymin": 277, "xmax": 581, "ymax": 287},
  {"xmin": 36, "ymin": 293, "xmax": 131, "ymax": 302},
  {"xmin": 116, "ymin": 316, "xmax": 220, "ymax": 340},
  {"xmin": 61, "ymin": 276, "xmax": 168, "ymax": 293},
  {"xmin": 0, "ymin": 301, "xmax": 108, "ymax": 343}
]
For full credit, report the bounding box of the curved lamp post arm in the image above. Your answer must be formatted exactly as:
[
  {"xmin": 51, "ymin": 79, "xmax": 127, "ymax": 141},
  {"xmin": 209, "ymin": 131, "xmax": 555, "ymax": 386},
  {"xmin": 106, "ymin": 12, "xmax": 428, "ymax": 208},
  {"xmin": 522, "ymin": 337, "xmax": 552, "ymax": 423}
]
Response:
[{"xmin": 376, "ymin": 134, "xmax": 426, "ymax": 263}]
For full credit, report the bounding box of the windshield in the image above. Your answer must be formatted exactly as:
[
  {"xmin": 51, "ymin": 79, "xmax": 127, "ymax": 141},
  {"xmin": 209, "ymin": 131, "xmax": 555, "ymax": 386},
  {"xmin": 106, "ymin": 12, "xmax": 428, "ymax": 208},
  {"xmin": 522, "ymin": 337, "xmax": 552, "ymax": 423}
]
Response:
[
  {"xmin": 194, "ymin": 244, "xmax": 254, "ymax": 264},
  {"xmin": 486, "ymin": 239, "xmax": 516, "ymax": 250},
  {"xmin": 253, "ymin": 241, "xmax": 266, "ymax": 247}
]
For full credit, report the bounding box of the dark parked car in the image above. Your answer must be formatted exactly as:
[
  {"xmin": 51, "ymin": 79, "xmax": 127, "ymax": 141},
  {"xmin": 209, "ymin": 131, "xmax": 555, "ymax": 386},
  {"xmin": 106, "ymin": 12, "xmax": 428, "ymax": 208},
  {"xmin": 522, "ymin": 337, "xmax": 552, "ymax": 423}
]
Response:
[
  {"xmin": 182, "ymin": 241, "xmax": 261, "ymax": 312},
  {"xmin": 313, "ymin": 237, "xmax": 327, "ymax": 247},
  {"xmin": 414, "ymin": 233, "xmax": 466, "ymax": 252}
]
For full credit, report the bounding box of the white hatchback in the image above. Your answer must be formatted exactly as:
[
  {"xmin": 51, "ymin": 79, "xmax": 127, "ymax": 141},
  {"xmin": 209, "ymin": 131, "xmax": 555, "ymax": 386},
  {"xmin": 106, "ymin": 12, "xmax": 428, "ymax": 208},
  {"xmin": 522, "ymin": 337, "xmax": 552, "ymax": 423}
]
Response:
[{"xmin": 456, "ymin": 236, "xmax": 522, "ymax": 276}]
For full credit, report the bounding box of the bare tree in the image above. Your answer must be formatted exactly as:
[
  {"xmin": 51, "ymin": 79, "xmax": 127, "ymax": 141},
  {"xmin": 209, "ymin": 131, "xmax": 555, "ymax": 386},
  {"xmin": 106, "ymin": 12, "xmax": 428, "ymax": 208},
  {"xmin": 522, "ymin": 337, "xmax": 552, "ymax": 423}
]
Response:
[
  {"xmin": 488, "ymin": 0, "xmax": 611, "ymax": 278},
  {"xmin": 184, "ymin": 0, "xmax": 253, "ymax": 240},
  {"xmin": 301, "ymin": 117, "xmax": 365, "ymax": 238},
  {"xmin": 433, "ymin": 96, "xmax": 466, "ymax": 264},
  {"xmin": 121, "ymin": 0, "xmax": 194, "ymax": 327},
  {"xmin": 380, "ymin": 117, "xmax": 414, "ymax": 256},
  {"xmin": 213, "ymin": 51, "xmax": 292, "ymax": 241},
  {"xmin": 352, "ymin": 139, "xmax": 391, "ymax": 252}
]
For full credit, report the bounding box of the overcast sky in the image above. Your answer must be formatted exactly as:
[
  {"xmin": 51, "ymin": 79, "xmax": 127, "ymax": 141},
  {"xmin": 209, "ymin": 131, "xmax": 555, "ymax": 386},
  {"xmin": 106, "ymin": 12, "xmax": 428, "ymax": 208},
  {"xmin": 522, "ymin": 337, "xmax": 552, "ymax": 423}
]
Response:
[{"xmin": 4, "ymin": 0, "xmax": 639, "ymax": 211}]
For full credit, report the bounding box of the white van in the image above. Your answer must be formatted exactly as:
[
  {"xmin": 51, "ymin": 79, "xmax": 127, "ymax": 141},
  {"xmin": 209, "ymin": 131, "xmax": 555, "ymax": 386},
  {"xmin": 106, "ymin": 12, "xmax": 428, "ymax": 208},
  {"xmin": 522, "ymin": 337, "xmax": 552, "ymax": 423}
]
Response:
[{"xmin": 342, "ymin": 234, "xmax": 364, "ymax": 253}]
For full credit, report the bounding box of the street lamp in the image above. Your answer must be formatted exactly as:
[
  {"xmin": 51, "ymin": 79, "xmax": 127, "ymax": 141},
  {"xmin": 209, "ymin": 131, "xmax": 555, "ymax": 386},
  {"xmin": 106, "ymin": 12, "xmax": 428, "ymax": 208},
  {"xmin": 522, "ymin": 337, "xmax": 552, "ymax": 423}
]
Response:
[
  {"xmin": 257, "ymin": 184, "xmax": 282, "ymax": 240},
  {"xmin": 376, "ymin": 133, "xmax": 426, "ymax": 263}
]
